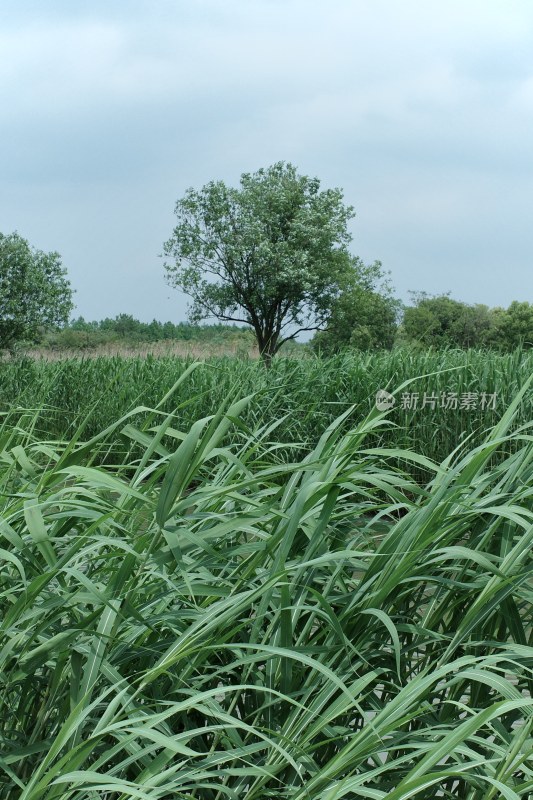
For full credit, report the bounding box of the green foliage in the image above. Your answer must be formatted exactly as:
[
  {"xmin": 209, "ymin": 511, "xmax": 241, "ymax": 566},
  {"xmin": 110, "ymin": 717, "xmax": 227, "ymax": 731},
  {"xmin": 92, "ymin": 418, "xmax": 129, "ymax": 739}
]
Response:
[
  {"xmin": 0, "ymin": 349, "xmax": 531, "ymax": 476},
  {"xmin": 402, "ymin": 293, "xmax": 490, "ymax": 348},
  {"xmin": 449, "ymin": 302, "xmax": 495, "ymax": 348},
  {"xmin": 402, "ymin": 294, "xmax": 533, "ymax": 351},
  {"xmin": 43, "ymin": 316, "xmax": 253, "ymax": 349},
  {"xmin": 163, "ymin": 162, "xmax": 358, "ymax": 361},
  {"xmin": 312, "ymin": 258, "xmax": 400, "ymax": 354},
  {"xmin": 0, "ymin": 231, "xmax": 73, "ymax": 351},
  {"xmin": 490, "ymin": 301, "xmax": 533, "ymax": 350},
  {"xmin": 0, "ymin": 375, "xmax": 532, "ymax": 797}
]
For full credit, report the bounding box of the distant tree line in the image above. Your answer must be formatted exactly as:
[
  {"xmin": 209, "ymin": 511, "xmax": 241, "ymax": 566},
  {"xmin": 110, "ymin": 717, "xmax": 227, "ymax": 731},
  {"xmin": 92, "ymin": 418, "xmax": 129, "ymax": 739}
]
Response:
[
  {"xmin": 399, "ymin": 294, "xmax": 533, "ymax": 351},
  {"xmin": 39, "ymin": 296, "xmax": 533, "ymax": 354},
  {"xmin": 43, "ymin": 315, "xmax": 253, "ymax": 349},
  {"xmin": 313, "ymin": 293, "xmax": 533, "ymax": 354}
]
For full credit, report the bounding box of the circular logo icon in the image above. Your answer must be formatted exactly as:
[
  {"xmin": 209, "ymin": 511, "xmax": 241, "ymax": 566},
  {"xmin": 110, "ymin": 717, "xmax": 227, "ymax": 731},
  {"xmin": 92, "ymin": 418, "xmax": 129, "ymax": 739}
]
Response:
[{"xmin": 375, "ymin": 389, "xmax": 395, "ymax": 411}]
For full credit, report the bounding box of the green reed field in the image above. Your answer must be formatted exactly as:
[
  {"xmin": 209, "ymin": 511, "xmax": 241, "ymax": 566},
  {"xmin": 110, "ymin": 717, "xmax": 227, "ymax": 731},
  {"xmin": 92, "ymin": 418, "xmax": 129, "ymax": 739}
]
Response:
[
  {"xmin": 0, "ymin": 351, "xmax": 532, "ymax": 798},
  {"xmin": 1, "ymin": 349, "xmax": 532, "ymax": 472}
]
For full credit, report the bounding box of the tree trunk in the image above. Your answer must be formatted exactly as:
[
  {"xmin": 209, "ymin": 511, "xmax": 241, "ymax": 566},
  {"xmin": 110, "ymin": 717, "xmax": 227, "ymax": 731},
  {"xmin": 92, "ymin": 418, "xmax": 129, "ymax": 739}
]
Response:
[
  {"xmin": 257, "ymin": 329, "xmax": 278, "ymax": 368},
  {"xmin": 260, "ymin": 349, "xmax": 274, "ymax": 368}
]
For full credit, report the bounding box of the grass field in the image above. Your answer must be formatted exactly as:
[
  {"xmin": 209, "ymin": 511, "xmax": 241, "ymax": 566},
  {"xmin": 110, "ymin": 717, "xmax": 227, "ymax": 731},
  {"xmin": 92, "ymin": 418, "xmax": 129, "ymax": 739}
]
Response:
[
  {"xmin": 0, "ymin": 351, "xmax": 532, "ymax": 797},
  {"xmin": 1, "ymin": 348, "xmax": 531, "ymax": 472}
]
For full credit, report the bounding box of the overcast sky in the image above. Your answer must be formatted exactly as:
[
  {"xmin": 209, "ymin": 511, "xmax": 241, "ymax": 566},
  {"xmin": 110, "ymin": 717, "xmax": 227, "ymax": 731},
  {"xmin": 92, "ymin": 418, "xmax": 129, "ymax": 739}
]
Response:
[{"xmin": 1, "ymin": 0, "xmax": 532, "ymax": 323}]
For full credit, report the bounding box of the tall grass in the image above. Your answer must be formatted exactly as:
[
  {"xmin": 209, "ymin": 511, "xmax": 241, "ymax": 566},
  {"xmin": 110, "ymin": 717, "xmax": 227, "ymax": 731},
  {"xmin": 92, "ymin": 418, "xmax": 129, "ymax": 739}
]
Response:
[
  {"xmin": 0, "ymin": 349, "xmax": 531, "ymax": 471},
  {"xmin": 0, "ymin": 369, "xmax": 532, "ymax": 798}
]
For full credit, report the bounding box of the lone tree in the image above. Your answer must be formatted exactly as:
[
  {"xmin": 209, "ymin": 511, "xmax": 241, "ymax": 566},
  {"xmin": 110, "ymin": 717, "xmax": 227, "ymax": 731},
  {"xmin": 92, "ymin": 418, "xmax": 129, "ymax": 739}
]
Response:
[
  {"xmin": 0, "ymin": 231, "xmax": 73, "ymax": 351},
  {"xmin": 163, "ymin": 162, "xmax": 357, "ymax": 363}
]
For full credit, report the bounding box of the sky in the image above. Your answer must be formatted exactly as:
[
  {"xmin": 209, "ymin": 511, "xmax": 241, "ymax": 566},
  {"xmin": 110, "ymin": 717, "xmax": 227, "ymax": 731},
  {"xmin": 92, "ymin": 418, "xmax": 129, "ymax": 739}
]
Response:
[{"xmin": 1, "ymin": 0, "xmax": 532, "ymax": 325}]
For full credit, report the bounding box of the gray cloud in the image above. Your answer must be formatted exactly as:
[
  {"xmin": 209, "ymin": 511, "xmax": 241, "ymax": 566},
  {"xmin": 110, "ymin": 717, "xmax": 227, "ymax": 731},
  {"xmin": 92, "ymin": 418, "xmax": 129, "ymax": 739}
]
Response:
[{"xmin": 0, "ymin": 0, "xmax": 532, "ymax": 322}]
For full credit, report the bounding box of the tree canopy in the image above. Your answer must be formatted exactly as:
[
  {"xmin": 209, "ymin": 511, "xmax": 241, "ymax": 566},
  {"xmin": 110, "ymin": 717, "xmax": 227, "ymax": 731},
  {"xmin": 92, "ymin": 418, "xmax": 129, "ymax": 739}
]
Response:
[
  {"xmin": 0, "ymin": 232, "xmax": 73, "ymax": 351},
  {"xmin": 400, "ymin": 293, "xmax": 533, "ymax": 351},
  {"xmin": 311, "ymin": 259, "xmax": 400, "ymax": 354},
  {"xmin": 163, "ymin": 162, "xmax": 358, "ymax": 362},
  {"xmin": 493, "ymin": 301, "xmax": 533, "ymax": 349}
]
